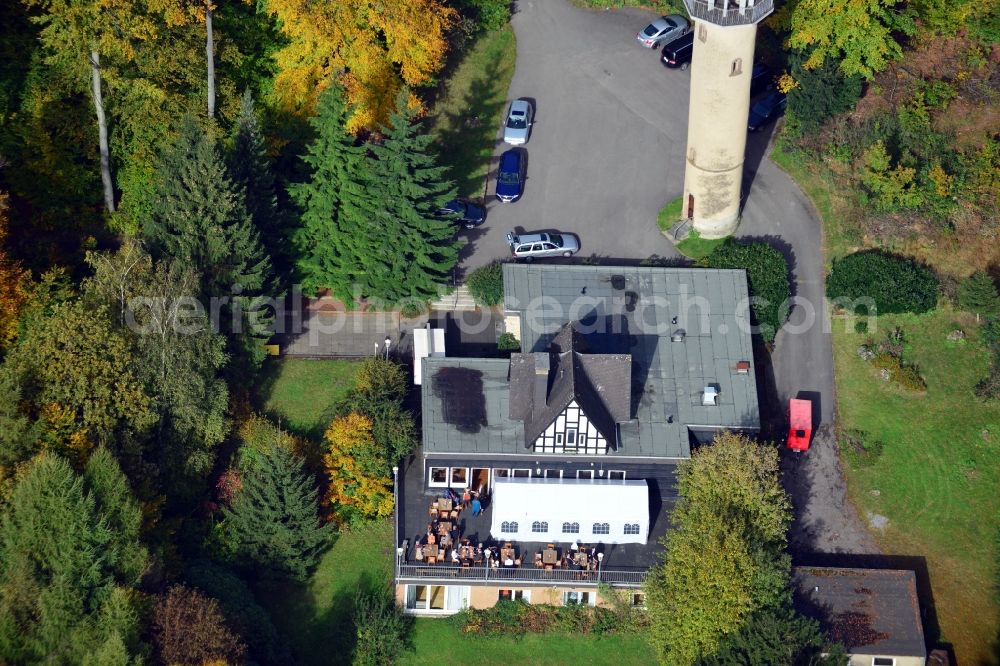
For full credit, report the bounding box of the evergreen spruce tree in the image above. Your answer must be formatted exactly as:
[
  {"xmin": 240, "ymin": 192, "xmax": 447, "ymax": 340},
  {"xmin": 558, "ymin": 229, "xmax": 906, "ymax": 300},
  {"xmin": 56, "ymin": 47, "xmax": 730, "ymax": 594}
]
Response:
[
  {"xmin": 958, "ymin": 271, "xmax": 1000, "ymax": 318},
  {"xmin": 222, "ymin": 446, "xmax": 332, "ymax": 581},
  {"xmin": 0, "ymin": 453, "xmax": 145, "ymax": 663},
  {"xmin": 144, "ymin": 114, "xmax": 273, "ymax": 300},
  {"xmin": 229, "ymin": 91, "xmax": 283, "ymax": 268},
  {"xmin": 290, "ymin": 84, "xmax": 378, "ymax": 301},
  {"xmin": 367, "ymin": 90, "xmax": 460, "ymax": 303}
]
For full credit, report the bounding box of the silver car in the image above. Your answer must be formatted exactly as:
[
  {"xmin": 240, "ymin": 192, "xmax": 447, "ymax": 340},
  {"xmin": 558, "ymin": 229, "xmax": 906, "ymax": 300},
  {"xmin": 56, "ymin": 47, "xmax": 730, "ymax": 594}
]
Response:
[
  {"xmin": 636, "ymin": 15, "xmax": 690, "ymax": 48},
  {"xmin": 506, "ymin": 231, "xmax": 580, "ymax": 259},
  {"xmin": 503, "ymin": 100, "xmax": 533, "ymax": 145}
]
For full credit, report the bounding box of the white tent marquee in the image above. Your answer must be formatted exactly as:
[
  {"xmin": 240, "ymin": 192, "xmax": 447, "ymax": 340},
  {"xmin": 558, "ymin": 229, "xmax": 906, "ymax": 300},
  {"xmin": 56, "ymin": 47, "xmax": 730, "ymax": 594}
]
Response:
[{"xmin": 489, "ymin": 478, "xmax": 649, "ymax": 545}]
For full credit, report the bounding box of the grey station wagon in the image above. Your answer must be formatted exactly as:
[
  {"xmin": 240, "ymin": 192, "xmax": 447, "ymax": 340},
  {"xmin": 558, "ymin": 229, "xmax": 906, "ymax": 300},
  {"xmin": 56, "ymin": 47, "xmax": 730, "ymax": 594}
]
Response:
[{"xmin": 506, "ymin": 231, "xmax": 580, "ymax": 259}]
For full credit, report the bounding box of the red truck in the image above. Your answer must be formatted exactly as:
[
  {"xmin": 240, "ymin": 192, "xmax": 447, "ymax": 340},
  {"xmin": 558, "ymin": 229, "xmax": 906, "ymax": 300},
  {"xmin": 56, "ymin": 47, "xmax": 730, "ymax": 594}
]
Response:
[{"xmin": 787, "ymin": 398, "xmax": 813, "ymax": 452}]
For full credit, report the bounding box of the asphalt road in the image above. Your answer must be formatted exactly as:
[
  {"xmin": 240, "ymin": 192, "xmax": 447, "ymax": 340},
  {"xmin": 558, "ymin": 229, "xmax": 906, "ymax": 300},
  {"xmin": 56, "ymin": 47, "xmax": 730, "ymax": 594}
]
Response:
[{"xmin": 461, "ymin": 0, "xmax": 836, "ymax": 434}]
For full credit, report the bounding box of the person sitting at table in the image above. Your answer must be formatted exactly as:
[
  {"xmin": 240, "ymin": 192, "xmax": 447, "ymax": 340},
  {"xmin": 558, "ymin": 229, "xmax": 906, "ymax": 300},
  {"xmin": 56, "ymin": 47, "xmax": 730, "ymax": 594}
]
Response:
[
  {"xmin": 440, "ymin": 532, "xmax": 452, "ymax": 549},
  {"xmin": 451, "ymin": 548, "xmax": 460, "ymax": 564}
]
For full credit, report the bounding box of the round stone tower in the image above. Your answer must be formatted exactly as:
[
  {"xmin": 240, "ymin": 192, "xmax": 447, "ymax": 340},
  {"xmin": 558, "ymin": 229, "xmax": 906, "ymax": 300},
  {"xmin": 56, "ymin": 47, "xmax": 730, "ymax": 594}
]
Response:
[{"xmin": 681, "ymin": 0, "xmax": 773, "ymax": 238}]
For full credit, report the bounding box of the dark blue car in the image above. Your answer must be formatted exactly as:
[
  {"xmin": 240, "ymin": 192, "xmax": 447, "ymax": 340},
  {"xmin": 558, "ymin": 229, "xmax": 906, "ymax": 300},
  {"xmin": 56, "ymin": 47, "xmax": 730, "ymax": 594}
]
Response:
[
  {"xmin": 495, "ymin": 149, "xmax": 525, "ymax": 202},
  {"xmin": 436, "ymin": 199, "xmax": 486, "ymax": 228},
  {"xmin": 748, "ymin": 91, "xmax": 787, "ymax": 131}
]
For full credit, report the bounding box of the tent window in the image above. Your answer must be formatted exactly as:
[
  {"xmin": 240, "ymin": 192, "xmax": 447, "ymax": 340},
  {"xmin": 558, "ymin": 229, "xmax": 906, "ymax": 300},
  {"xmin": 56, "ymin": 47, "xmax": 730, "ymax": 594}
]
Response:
[
  {"xmin": 624, "ymin": 523, "xmax": 640, "ymax": 535},
  {"xmin": 501, "ymin": 521, "xmax": 518, "ymax": 533},
  {"xmin": 577, "ymin": 470, "xmax": 594, "ymax": 479},
  {"xmin": 512, "ymin": 469, "xmax": 531, "ymax": 478},
  {"xmin": 592, "ymin": 522, "xmax": 610, "ymax": 535},
  {"xmin": 562, "ymin": 522, "xmax": 579, "ymax": 534},
  {"xmin": 608, "ymin": 470, "xmax": 626, "ymax": 480},
  {"xmin": 531, "ymin": 521, "xmax": 548, "ymax": 533}
]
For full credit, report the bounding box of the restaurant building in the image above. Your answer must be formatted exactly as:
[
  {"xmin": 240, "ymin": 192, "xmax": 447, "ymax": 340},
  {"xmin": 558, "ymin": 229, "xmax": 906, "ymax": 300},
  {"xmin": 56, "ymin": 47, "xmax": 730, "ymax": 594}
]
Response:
[{"xmin": 394, "ymin": 264, "xmax": 761, "ymax": 614}]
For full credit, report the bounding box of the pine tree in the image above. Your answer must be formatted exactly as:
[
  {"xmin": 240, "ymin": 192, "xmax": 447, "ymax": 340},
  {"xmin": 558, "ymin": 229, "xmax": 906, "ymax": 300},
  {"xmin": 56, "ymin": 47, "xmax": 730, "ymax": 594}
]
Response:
[
  {"xmin": 290, "ymin": 84, "xmax": 378, "ymax": 300},
  {"xmin": 144, "ymin": 114, "xmax": 272, "ymax": 300},
  {"xmin": 367, "ymin": 90, "xmax": 460, "ymax": 303},
  {"xmin": 222, "ymin": 446, "xmax": 332, "ymax": 580},
  {"xmin": 958, "ymin": 271, "xmax": 1000, "ymax": 319},
  {"xmin": 0, "ymin": 453, "xmax": 145, "ymax": 663},
  {"xmin": 229, "ymin": 91, "xmax": 283, "ymax": 267}
]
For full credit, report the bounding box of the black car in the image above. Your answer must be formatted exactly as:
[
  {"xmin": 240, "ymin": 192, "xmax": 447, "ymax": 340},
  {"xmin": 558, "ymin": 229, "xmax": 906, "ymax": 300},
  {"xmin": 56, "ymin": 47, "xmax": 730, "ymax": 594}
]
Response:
[
  {"xmin": 749, "ymin": 63, "xmax": 775, "ymax": 96},
  {"xmin": 436, "ymin": 199, "xmax": 486, "ymax": 228},
  {"xmin": 748, "ymin": 90, "xmax": 787, "ymax": 131},
  {"xmin": 660, "ymin": 32, "xmax": 694, "ymax": 69}
]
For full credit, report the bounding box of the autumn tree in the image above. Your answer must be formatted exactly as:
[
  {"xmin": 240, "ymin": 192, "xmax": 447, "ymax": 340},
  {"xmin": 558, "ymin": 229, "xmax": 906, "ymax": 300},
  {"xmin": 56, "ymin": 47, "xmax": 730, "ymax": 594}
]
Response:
[
  {"xmin": 4, "ymin": 300, "xmax": 156, "ymax": 466},
  {"xmin": 787, "ymin": 0, "xmax": 915, "ymax": 80},
  {"xmin": 324, "ymin": 412, "xmax": 395, "ymax": 525},
  {"xmin": 154, "ymin": 585, "xmax": 246, "ymax": 666},
  {"xmin": 337, "ymin": 357, "xmax": 417, "ymax": 470},
  {"xmin": 645, "ymin": 432, "xmax": 792, "ymax": 665},
  {"xmin": 290, "ymin": 84, "xmax": 378, "ymax": 299},
  {"xmin": 0, "ymin": 451, "xmax": 146, "ymax": 662},
  {"xmin": 222, "ymin": 445, "xmax": 332, "ymax": 580},
  {"xmin": 365, "ymin": 90, "xmax": 460, "ymax": 303},
  {"xmin": 265, "ymin": 0, "xmax": 457, "ymax": 131},
  {"xmin": 20, "ymin": 0, "xmax": 193, "ymax": 213},
  {"xmin": 0, "ymin": 193, "xmax": 30, "ymax": 350}
]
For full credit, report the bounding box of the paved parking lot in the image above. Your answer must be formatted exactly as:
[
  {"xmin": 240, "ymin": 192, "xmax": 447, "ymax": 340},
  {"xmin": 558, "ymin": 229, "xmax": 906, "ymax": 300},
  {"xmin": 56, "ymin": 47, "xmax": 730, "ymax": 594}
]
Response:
[{"xmin": 458, "ymin": 1, "xmax": 688, "ymax": 269}]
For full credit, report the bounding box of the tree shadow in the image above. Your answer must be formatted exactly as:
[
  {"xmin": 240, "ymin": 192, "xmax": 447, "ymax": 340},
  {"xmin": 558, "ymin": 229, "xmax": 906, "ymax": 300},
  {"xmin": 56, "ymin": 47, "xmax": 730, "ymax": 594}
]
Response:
[{"xmin": 433, "ymin": 57, "xmax": 509, "ymax": 198}]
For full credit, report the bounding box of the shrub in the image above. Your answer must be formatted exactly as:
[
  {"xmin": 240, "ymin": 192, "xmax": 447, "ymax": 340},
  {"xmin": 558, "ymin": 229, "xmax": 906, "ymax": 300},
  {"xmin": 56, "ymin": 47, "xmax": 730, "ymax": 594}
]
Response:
[
  {"xmin": 466, "ymin": 261, "xmax": 504, "ymax": 307},
  {"xmin": 839, "ymin": 429, "xmax": 885, "ymax": 468},
  {"xmin": 352, "ymin": 587, "xmax": 411, "ymax": 665},
  {"xmin": 700, "ymin": 239, "xmax": 791, "ymax": 343},
  {"xmin": 827, "ymin": 250, "xmax": 938, "ymax": 315},
  {"xmin": 456, "ymin": 600, "xmax": 647, "ymax": 636},
  {"xmin": 786, "ymin": 50, "xmax": 864, "ymax": 135},
  {"xmin": 958, "ymin": 272, "xmax": 1000, "ymax": 318},
  {"xmin": 497, "ymin": 332, "xmax": 520, "ymax": 351},
  {"xmin": 467, "ymin": 0, "xmax": 511, "ymax": 31},
  {"xmin": 855, "ymin": 320, "xmax": 868, "ymax": 334},
  {"xmin": 153, "ymin": 585, "xmax": 246, "ymax": 666},
  {"xmin": 871, "ymin": 351, "xmax": 927, "ymax": 391}
]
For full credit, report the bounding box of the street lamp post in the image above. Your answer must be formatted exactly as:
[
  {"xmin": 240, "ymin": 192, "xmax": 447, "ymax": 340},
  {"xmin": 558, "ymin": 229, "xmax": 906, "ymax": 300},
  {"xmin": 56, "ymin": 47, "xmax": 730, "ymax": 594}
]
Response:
[
  {"xmin": 384, "ymin": 336, "xmax": 392, "ymax": 360},
  {"xmin": 392, "ymin": 465, "xmax": 400, "ymax": 574},
  {"xmin": 597, "ymin": 552, "xmax": 604, "ymax": 585}
]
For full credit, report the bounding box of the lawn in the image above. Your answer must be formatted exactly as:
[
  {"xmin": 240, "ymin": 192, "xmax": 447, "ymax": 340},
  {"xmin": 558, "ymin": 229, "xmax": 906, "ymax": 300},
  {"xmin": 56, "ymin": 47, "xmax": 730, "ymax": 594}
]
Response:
[
  {"xmin": 259, "ymin": 358, "xmax": 360, "ymax": 439},
  {"xmin": 400, "ymin": 621, "xmax": 657, "ymax": 665},
  {"xmin": 831, "ymin": 307, "xmax": 1000, "ymax": 662},
  {"xmin": 430, "ymin": 25, "xmax": 516, "ymax": 197},
  {"xmin": 656, "ymin": 195, "xmax": 684, "ymax": 233},
  {"xmin": 676, "ymin": 230, "xmax": 726, "ymax": 260}
]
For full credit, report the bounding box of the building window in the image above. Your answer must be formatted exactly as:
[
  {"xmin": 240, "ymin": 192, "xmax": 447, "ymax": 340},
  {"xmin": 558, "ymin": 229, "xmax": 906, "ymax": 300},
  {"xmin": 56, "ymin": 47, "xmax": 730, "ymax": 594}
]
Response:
[
  {"xmin": 555, "ymin": 432, "xmax": 564, "ymax": 444},
  {"xmin": 608, "ymin": 470, "xmax": 626, "ymax": 480},
  {"xmin": 499, "ymin": 589, "xmax": 530, "ymax": 602},
  {"xmin": 731, "ymin": 58, "xmax": 742, "ymax": 76},
  {"xmin": 501, "ymin": 521, "xmax": 518, "ymax": 533},
  {"xmin": 512, "ymin": 469, "xmax": 531, "ymax": 478},
  {"xmin": 563, "ymin": 591, "xmax": 591, "ymax": 605},
  {"xmin": 451, "ymin": 467, "xmax": 468, "ymax": 486},
  {"xmin": 405, "ymin": 585, "xmax": 469, "ymax": 612},
  {"xmin": 429, "ymin": 467, "xmax": 448, "ymax": 487},
  {"xmin": 562, "ymin": 522, "xmax": 580, "ymax": 534},
  {"xmin": 577, "ymin": 470, "xmax": 594, "ymax": 480},
  {"xmin": 531, "ymin": 521, "xmax": 548, "ymax": 533},
  {"xmin": 494, "ymin": 468, "xmax": 510, "ymax": 478},
  {"xmin": 872, "ymin": 660, "xmax": 895, "ymax": 666},
  {"xmin": 624, "ymin": 523, "xmax": 640, "ymax": 535},
  {"xmin": 592, "ymin": 522, "xmax": 610, "ymax": 535},
  {"xmin": 566, "ymin": 429, "xmax": 577, "ymax": 445},
  {"xmin": 631, "ymin": 592, "xmax": 646, "ymax": 608}
]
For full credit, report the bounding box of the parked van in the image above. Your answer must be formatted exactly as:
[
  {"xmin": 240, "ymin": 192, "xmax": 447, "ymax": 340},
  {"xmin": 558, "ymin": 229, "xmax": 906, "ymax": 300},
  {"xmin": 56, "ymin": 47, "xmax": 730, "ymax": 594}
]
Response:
[{"xmin": 660, "ymin": 32, "xmax": 694, "ymax": 70}]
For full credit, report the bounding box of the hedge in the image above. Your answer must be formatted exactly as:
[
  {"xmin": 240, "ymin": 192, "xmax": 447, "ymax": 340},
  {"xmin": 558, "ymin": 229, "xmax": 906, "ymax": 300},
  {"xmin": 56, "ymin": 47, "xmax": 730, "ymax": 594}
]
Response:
[
  {"xmin": 700, "ymin": 239, "xmax": 791, "ymax": 343},
  {"xmin": 827, "ymin": 250, "xmax": 938, "ymax": 314}
]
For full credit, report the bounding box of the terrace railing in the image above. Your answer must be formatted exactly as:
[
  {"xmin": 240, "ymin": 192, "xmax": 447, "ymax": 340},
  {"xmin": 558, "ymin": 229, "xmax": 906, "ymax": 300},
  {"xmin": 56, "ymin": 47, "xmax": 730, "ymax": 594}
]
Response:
[
  {"xmin": 396, "ymin": 563, "xmax": 647, "ymax": 588},
  {"xmin": 683, "ymin": 0, "xmax": 774, "ymax": 26}
]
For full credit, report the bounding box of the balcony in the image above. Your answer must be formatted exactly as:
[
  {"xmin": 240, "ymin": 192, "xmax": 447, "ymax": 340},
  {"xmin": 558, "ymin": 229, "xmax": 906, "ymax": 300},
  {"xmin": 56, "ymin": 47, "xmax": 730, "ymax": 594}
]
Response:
[
  {"xmin": 683, "ymin": 0, "xmax": 774, "ymax": 26},
  {"xmin": 396, "ymin": 563, "xmax": 647, "ymax": 588}
]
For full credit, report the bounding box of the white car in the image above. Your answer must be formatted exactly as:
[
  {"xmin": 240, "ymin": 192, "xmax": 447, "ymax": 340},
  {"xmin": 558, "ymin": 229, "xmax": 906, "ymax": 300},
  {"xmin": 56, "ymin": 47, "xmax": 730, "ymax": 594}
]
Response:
[
  {"xmin": 503, "ymin": 100, "xmax": 533, "ymax": 145},
  {"xmin": 506, "ymin": 231, "xmax": 580, "ymax": 259},
  {"xmin": 636, "ymin": 15, "xmax": 690, "ymax": 49}
]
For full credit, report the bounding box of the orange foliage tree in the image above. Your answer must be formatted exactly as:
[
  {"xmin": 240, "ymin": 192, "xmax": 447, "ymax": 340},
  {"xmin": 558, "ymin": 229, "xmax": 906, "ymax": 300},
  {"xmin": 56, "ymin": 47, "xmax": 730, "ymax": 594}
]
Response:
[
  {"xmin": 264, "ymin": 0, "xmax": 456, "ymax": 131},
  {"xmin": 0, "ymin": 193, "xmax": 30, "ymax": 350},
  {"xmin": 322, "ymin": 412, "xmax": 394, "ymax": 525}
]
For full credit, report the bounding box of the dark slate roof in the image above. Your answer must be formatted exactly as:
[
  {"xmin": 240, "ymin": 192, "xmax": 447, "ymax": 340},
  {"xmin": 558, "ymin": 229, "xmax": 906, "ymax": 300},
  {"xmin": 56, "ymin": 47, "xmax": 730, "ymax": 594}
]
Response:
[
  {"xmin": 509, "ymin": 324, "xmax": 632, "ymax": 449},
  {"xmin": 792, "ymin": 567, "xmax": 926, "ymax": 658}
]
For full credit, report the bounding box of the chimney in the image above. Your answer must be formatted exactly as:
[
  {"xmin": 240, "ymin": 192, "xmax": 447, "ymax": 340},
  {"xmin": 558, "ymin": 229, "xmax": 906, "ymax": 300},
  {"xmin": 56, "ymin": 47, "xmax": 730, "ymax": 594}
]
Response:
[{"xmin": 533, "ymin": 353, "xmax": 550, "ymax": 407}]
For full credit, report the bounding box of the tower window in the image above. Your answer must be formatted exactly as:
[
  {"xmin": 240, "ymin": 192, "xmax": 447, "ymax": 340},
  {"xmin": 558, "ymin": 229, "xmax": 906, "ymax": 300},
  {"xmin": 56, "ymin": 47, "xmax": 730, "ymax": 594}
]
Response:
[{"xmin": 731, "ymin": 58, "xmax": 742, "ymax": 76}]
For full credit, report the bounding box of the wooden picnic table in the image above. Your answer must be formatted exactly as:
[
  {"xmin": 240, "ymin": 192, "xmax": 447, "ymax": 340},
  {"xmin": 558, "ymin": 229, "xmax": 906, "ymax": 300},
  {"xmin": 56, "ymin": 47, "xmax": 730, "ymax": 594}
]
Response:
[
  {"xmin": 439, "ymin": 497, "xmax": 453, "ymax": 511},
  {"xmin": 437, "ymin": 521, "xmax": 453, "ymax": 536},
  {"xmin": 424, "ymin": 544, "xmax": 439, "ymax": 559},
  {"xmin": 542, "ymin": 548, "xmax": 559, "ymax": 565}
]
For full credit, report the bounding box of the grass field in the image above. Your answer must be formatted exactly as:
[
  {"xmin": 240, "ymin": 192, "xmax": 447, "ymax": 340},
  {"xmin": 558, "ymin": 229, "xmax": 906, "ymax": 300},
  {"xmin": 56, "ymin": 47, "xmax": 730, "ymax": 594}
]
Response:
[
  {"xmin": 676, "ymin": 230, "xmax": 725, "ymax": 260},
  {"xmin": 259, "ymin": 358, "xmax": 360, "ymax": 439},
  {"xmin": 656, "ymin": 196, "xmax": 684, "ymax": 233},
  {"xmin": 430, "ymin": 25, "xmax": 516, "ymax": 197},
  {"xmin": 832, "ymin": 307, "xmax": 1000, "ymax": 662}
]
